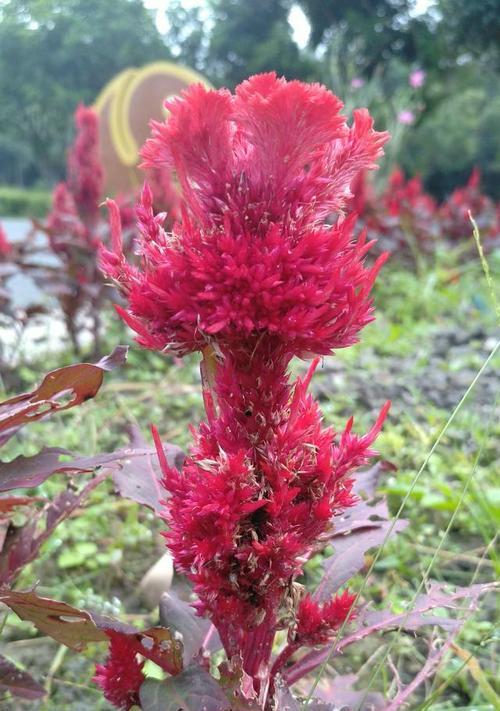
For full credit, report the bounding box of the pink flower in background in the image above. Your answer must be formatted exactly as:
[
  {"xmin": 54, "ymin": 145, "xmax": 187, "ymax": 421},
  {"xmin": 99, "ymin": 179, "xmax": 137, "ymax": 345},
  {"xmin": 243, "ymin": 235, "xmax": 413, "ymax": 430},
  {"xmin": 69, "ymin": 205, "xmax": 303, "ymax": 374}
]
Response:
[
  {"xmin": 398, "ymin": 109, "xmax": 415, "ymax": 125},
  {"xmin": 351, "ymin": 77, "xmax": 365, "ymax": 89},
  {"xmin": 409, "ymin": 69, "xmax": 426, "ymax": 88}
]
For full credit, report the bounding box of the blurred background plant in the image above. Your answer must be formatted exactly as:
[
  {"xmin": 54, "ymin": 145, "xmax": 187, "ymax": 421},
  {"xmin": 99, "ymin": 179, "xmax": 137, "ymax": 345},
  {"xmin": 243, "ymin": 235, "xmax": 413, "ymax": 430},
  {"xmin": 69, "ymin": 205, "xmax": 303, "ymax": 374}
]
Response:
[{"xmin": 1, "ymin": 0, "xmax": 499, "ymax": 199}]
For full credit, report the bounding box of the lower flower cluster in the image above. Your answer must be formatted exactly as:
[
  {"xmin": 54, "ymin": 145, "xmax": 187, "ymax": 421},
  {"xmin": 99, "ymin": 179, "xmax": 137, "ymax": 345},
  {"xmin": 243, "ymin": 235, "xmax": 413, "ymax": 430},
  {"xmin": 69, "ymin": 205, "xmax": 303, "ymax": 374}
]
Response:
[{"xmin": 156, "ymin": 341, "xmax": 389, "ymax": 675}]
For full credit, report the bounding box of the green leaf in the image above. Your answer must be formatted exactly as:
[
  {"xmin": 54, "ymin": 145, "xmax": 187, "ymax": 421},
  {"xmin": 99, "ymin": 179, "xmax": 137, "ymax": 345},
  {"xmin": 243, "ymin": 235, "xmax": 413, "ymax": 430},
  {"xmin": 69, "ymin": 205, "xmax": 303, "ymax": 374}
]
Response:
[{"xmin": 57, "ymin": 542, "xmax": 98, "ymax": 569}]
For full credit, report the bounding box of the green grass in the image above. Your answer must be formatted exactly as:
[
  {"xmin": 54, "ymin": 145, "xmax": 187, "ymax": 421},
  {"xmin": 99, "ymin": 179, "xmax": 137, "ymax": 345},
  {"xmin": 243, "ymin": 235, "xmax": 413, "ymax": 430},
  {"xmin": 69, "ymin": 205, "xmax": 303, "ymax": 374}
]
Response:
[
  {"xmin": 1, "ymin": 247, "xmax": 498, "ymax": 709},
  {"xmin": 0, "ymin": 185, "xmax": 51, "ymax": 217}
]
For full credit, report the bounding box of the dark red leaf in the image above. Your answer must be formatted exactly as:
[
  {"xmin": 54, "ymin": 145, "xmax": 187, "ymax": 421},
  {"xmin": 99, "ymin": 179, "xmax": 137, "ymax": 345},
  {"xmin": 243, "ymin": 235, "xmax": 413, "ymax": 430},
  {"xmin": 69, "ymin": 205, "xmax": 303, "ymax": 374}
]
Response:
[
  {"xmin": 310, "ymin": 673, "xmax": 385, "ymax": 710},
  {"xmin": 0, "ymin": 472, "xmax": 106, "ymax": 585},
  {"xmin": 315, "ymin": 519, "xmax": 408, "ymax": 602},
  {"xmin": 353, "ymin": 461, "xmax": 396, "ymax": 500},
  {"xmin": 0, "ymin": 589, "xmax": 109, "ymax": 651},
  {"xmin": 0, "ymin": 346, "xmax": 128, "ymax": 444},
  {"xmin": 0, "ymin": 495, "xmax": 44, "ymax": 513},
  {"xmin": 0, "ymin": 448, "xmax": 70, "ymax": 492},
  {"xmin": 0, "ymin": 438, "xmax": 183, "ymax": 517},
  {"xmin": 111, "ymin": 425, "xmax": 184, "ymax": 513},
  {"xmin": 0, "ymin": 653, "xmax": 46, "ymax": 700},
  {"xmin": 159, "ymin": 591, "xmax": 217, "ymax": 666},
  {"xmin": 331, "ymin": 498, "xmax": 390, "ymax": 536},
  {"xmin": 0, "ymin": 588, "xmax": 183, "ymax": 674},
  {"xmin": 139, "ymin": 665, "xmax": 231, "ymax": 711}
]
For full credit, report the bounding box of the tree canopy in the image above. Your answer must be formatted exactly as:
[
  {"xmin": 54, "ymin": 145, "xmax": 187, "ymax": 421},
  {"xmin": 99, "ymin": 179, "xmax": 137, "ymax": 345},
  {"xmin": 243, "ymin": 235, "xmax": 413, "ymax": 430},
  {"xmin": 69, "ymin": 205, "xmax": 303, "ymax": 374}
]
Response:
[
  {"xmin": 0, "ymin": 0, "xmax": 169, "ymax": 183},
  {"xmin": 1, "ymin": 0, "xmax": 499, "ymax": 195}
]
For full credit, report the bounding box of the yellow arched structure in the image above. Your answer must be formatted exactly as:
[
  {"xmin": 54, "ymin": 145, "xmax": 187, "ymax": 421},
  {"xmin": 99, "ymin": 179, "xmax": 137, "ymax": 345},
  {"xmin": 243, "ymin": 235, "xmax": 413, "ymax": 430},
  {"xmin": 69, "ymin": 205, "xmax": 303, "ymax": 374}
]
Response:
[{"xmin": 93, "ymin": 61, "xmax": 212, "ymax": 194}]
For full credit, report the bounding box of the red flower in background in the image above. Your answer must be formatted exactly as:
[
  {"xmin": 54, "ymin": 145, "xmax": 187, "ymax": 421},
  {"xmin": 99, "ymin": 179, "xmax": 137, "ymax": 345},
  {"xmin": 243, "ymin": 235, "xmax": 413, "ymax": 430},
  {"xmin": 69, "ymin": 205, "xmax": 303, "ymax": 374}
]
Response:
[
  {"xmin": 440, "ymin": 168, "xmax": 500, "ymax": 244},
  {"xmin": 93, "ymin": 633, "xmax": 145, "ymax": 710},
  {"xmin": 67, "ymin": 104, "xmax": 104, "ymax": 226},
  {"xmin": 0, "ymin": 223, "xmax": 12, "ymax": 258},
  {"xmin": 383, "ymin": 167, "xmax": 437, "ymax": 221},
  {"xmin": 46, "ymin": 182, "xmax": 87, "ymax": 251},
  {"xmin": 46, "ymin": 106, "xmax": 103, "ymax": 251}
]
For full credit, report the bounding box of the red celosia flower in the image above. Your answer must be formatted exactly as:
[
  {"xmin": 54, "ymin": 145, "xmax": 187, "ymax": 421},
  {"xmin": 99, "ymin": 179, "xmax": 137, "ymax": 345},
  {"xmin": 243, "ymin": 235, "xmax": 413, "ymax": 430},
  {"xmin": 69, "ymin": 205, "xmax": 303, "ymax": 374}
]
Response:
[
  {"xmin": 294, "ymin": 590, "xmax": 357, "ymax": 646},
  {"xmin": 440, "ymin": 168, "xmax": 499, "ymax": 245},
  {"xmin": 383, "ymin": 167, "xmax": 437, "ymax": 222},
  {"xmin": 67, "ymin": 104, "xmax": 104, "ymax": 225},
  {"xmin": 101, "ymin": 73, "xmax": 389, "ymax": 358},
  {"xmin": 154, "ymin": 352, "xmax": 389, "ymax": 673},
  {"xmin": 104, "ymin": 73, "xmax": 391, "ymax": 684},
  {"xmin": 46, "ymin": 182, "xmax": 87, "ymax": 251},
  {"xmin": 93, "ymin": 633, "xmax": 145, "ymax": 710},
  {"xmin": 0, "ymin": 223, "xmax": 12, "ymax": 257},
  {"xmin": 366, "ymin": 167, "xmax": 438, "ymax": 253}
]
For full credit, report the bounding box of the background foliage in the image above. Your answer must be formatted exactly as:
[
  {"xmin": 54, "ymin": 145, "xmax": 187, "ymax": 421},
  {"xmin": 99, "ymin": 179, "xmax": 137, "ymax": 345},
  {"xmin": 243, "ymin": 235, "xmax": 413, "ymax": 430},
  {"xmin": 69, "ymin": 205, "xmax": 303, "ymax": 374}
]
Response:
[{"xmin": 1, "ymin": 0, "xmax": 500, "ymax": 196}]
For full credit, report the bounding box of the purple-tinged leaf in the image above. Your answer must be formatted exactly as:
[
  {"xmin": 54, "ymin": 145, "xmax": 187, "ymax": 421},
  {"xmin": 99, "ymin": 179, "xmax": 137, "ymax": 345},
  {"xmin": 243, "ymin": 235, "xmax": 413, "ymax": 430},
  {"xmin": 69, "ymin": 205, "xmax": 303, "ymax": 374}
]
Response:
[
  {"xmin": 0, "ymin": 472, "xmax": 106, "ymax": 585},
  {"xmin": 0, "ymin": 435, "xmax": 183, "ymax": 517},
  {"xmin": 139, "ymin": 665, "xmax": 231, "ymax": 711},
  {"xmin": 353, "ymin": 461, "xmax": 396, "ymax": 499},
  {"xmin": 285, "ymin": 583, "xmax": 497, "ymax": 686},
  {"xmin": 0, "ymin": 448, "xmax": 70, "ymax": 492},
  {"xmin": 109, "ymin": 444, "xmax": 181, "ymax": 510},
  {"xmin": 94, "ymin": 345, "xmax": 129, "ymax": 371},
  {"xmin": 304, "ymin": 674, "xmax": 385, "ymax": 710},
  {"xmin": 0, "ymin": 346, "xmax": 128, "ymax": 444},
  {"xmin": 274, "ymin": 678, "xmax": 301, "ymax": 710},
  {"xmin": 331, "ymin": 462, "xmax": 396, "ymax": 536},
  {"xmin": 0, "ymin": 588, "xmax": 183, "ymax": 674},
  {"xmin": 274, "ymin": 677, "xmax": 337, "ymax": 710},
  {"xmin": 382, "ymin": 641, "xmax": 454, "ymax": 711},
  {"xmin": 0, "ymin": 653, "xmax": 46, "ymax": 700},
  {"xmin": 361, "ymin": 581, "xmax": 499, "ymax": 635},
  {"xmin": 218, "ymin": 658, "xmax": 260, "ymax": 710},
  {"xmin": 159, "ymin": 591, "xmax": 215, "ymax": 666},
  {"xmin": 315, "ymin": 520, "xmax": 408, "ymax": 602},
  {"xmin": 111, "ymin": 426, "xmax": 184, "ymax": 514},
  {"xmin": 331, "ymin": 498, "xmax": 390, "ymax": 536}
]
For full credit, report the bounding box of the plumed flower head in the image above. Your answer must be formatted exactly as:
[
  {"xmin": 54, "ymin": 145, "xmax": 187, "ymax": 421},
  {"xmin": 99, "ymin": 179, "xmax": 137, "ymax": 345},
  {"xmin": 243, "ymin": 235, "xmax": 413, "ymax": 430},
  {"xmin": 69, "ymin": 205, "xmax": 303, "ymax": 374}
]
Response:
[
  {"xmin": 155, "ymin": 350, "xmax": 389, "ymax": 659},
  {"xmin": 294, "ymin": 590, "xmax": 356, "ymax": 646},
  {"xmin": 93, "ymin": 632, "xmax": 145, "ymax": 710},
  {"xmin": 67, "ymin": 104, "xmax": 103, "ymax": 223},
  {"xmin": 101, "ymin": 73, "xmax": 389, "ymax": 358}
]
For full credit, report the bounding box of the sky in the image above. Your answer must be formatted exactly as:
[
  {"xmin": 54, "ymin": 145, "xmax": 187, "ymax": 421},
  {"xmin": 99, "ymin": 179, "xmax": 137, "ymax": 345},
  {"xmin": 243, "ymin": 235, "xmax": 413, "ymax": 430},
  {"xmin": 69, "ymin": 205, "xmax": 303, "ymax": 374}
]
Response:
[{"xmin": 145, "ymin": 0, "xmax": 434, "ymax": 51}]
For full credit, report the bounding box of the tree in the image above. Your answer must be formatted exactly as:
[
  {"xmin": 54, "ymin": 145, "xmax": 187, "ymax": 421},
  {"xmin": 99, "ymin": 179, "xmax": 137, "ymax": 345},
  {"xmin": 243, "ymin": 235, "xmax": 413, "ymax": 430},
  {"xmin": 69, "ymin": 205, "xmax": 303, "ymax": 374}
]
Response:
[
  {"xmin": 297, "ymin": 0, "xmax": 438, "ymax": 88},
  {"xmin": 437, "ymin": 0, "xmax": 500, "ymax": 69},
  {"xmin": 205, "ymin": 0, "xmax": 321, "ymax": 87},
  {"xmin": 0, "ymin": 0, "xmax": 170, "ymax": 184}
]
